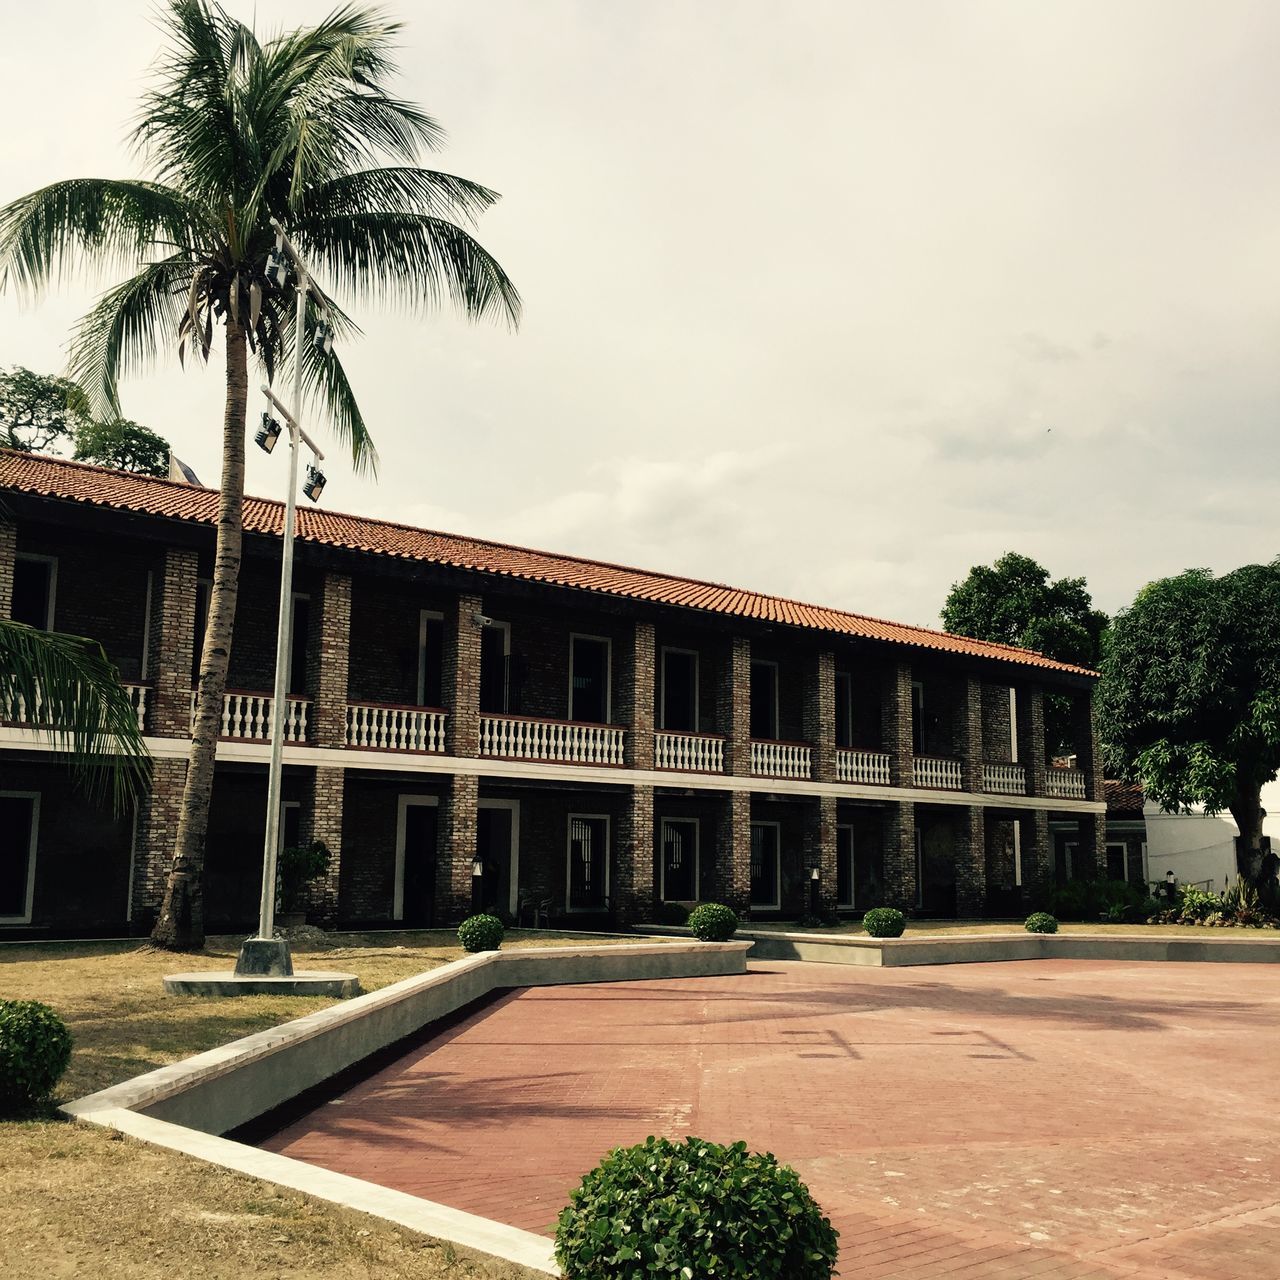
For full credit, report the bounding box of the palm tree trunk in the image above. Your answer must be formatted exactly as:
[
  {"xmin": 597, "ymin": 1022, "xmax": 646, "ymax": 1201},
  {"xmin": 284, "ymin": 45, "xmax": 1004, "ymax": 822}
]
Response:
[{"xmin": 151, "ymin": 320, "xmax": 248, "ymax": 950}]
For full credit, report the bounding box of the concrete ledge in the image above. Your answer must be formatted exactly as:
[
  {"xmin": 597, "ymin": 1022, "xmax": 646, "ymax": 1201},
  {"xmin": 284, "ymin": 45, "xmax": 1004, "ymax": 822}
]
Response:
[
  {"xmin": 163, "ymin": 970, "xmax": 361, "ymax": 997},
  {"xmin": 641, "ymin": 924, "xmax": 1280, "ymax": 967}
]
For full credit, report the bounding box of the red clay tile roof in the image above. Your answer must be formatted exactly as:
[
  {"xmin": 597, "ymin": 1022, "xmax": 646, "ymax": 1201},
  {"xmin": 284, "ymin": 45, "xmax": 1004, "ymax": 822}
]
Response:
[
  {"xmin": 1105, "ymin": 779, "xmax": 1146, "ymax": 814},
  {"xmin": 0, "ymin": 449, "xmax": 1097, "ymax": 677}
]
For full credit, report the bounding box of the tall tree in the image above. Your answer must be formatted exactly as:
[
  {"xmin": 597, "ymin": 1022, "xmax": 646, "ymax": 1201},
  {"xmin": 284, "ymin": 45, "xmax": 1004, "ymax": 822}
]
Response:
[
  {"xmin": 942, "ymin": 552, "xmax": 1109, "ymax": 756},
  {"xmin": 0, "ymin": 1, "xmax": 520, "ymax": 948},
  {"xmin": 0, "ymin": 366, "xmax": 91, "ymax": 453},
  {"xmin": 1097, "ymin": 562, "xmax": 1280, "ymax": 887},
  {"xmin": 72, "ymin": 417, "xmax": 171, "ymax": 477}
]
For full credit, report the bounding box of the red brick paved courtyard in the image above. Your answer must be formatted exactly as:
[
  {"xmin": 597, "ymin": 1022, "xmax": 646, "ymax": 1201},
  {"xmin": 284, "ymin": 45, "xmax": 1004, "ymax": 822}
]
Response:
[{"xmin": 264, "ymin": 959, "xmax": 1280, "ymax": 1277}]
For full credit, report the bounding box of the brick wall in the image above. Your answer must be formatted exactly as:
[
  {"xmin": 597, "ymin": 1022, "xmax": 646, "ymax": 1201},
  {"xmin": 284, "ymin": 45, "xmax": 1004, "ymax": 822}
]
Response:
[
  {"xmin": 1016, "ymin": 683, "xmax": 1048, "ymax": 797},
  {"xmin": 981, "ymin": 684, "xmax": 1013, "ymax": 762},
  {"xmin": 437, "ymin": 772, "xmax": 479, "ymax": 920},
  {"xmin": 445, "ymin": 593, "xmax": 482, "ymax": 756},
  {"xmin": 308, "ymin": 573, "xmax": 351, "ymax": 747},
  {"xmin": 718, "ymin": 636, "xmax": 752, "ymax": 775},
  {"xmin": 1021, "ymin": 808, "xmax": 1053, "ymax": 905},
  {"xmin": 621, "ymin": 622, "xmax": 655, "ymax": 768},
  {"xmin": 1075, "ymin": 812, "xmax": 1107, "ymax": 880},
  {"xmin": 0, "ymin": 517, "xmax": 15, "ymax": 619},
  {"xmin": 134, "ymin": 757, "xmax": 188, "ymax": 922},
  {"xmin": 804, "ymin": 650, "xmax": 837, "ymax": 782},
  {"xmin": 1073, "ymin": 694, "xmax": 1104, "ymax": 802},
  {"xmin": 802, "ymin": 794, "xmax": 839, "ymax": 913},
  {"xmin": 301, "ymin": 765, "xmax": 344, "ymax": 924},
  {"xmin": 712, "ymin": 790, "xmax": 751, "ymax": 912},
  {"xmin": 653, "ymin": 625, "xmax": 723, "ymax": 733},
  {"xmin": 148, "ymin": 547, "xmax": 198, "ymax": 737},
  {"xmin": 956, "ymin": 805, "xmax": 986, "ymax": 917},
  {"xmin": 882, "ymin": 663, "xmax": 913, "ymax": 787},
  {"xmin": 615, "ymin": 784, "xmax": 655, "ymax": 923},
  {"xmin": 883, "ymin": 799, "xmax": 916, "ymax": 911},
  {"xmin": 960, "ymin": 676, "xmax": 983, "ymax": 792}
]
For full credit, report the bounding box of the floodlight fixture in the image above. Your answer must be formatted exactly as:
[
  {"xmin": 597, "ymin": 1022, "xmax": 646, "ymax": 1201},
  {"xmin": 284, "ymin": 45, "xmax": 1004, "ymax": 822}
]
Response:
[
  {"xmin": 264, "ymin": 246, "xmax": 290, "ymax": 289},
  {"xmin": 312, "ymin": 319, "xmax": 334, "ymax": 355},
  {"xmin": 255, "ymin": 411, "xmax": 283, "ymax": 454},
  {"xmin": 302, "ymin": 464, "xmax": 327, "ymax": 503}
]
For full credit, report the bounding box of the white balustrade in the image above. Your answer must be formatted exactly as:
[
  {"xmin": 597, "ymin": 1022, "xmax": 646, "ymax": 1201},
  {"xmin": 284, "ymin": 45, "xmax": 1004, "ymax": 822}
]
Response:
[
  {"xmin": 836, "ymin": 748, "xmax": 891, "ymax": 785},
  {"xmin": 346, "ymin": 703, "xmax": 447, "ymax": 753},
  {"xmin": 2, "ymin": 680, "xmax": 148, "ymax": 732},
  {"xmin": 655, "ymin": 731, "xmax": 725, "ymax": 773},
  {"xmin": 124, "ymin": 683, "xmax": 148, "ymax": 731},
  {"xmin": 1046, "ymin": 766, "xmax": 1087, "ymax": 799},
  {"xmin": 190, "ymin": 690, "xmax": 309, "ymax": 742},
  {"xmin": 912, "ymin": 755, "xmax": 963, "ymax": 790},
  {"xmin": 750, "ymin": 740, "xmax": 812, "ymax": 779},
  {"xmin": 982, "ymin": 762, "xmax": 1026, "ymax": 795},
  {"xmin": 480, "ymin": 715, "xmax": 626, "ymax": 766}
]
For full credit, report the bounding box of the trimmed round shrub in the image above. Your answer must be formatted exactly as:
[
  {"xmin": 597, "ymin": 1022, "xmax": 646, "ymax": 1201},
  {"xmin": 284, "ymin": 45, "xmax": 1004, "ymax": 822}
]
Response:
[
  {"xmin": 1025, "ymin": 911, "xmax": 1059, "ymax": 934},
  {"xmin": 555, "ymin": 1135, "xmax": 839, "ymax": 1279},
  {"xmin": 862, "ymin": 906, "xmax": 905, "ymax": 938},
  {"xmin": 0, "ymin": 1000, "xmax": 72, "ymax": 1112},
  {"xmin": 457, "ymin": 913, "xmax": 505, "ymax": 953},
  {"xmin": 687, "ymin": 902, "xmax": 738, "ymax": 942}
]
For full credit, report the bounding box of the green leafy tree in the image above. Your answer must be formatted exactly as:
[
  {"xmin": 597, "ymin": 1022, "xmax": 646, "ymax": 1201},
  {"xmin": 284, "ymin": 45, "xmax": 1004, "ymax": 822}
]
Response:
[
  {"xmin": 0, "ymin": 1, "xmax": 519, "ymax": 949},
  {"xmin": 0, "ymin": 366, "xmax": 91, "ymax": 453},
  {"xmin": 0, "ymin": 620, "xmax": 150, "ymax": 812},
  {"xmin": 1098, "ymin": 562, "xmax": 1280, "ymax": 886},
  {"xmin": 943, "ymin": 552, "xmax": 1108, "ymax": 755},
  {"xmin": 72, "ymin": 417, "xmax": 170, "ymax": 476}
]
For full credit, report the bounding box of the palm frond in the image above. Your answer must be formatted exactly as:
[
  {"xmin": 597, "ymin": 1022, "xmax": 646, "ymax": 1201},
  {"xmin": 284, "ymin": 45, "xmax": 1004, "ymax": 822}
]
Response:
[
  {"xmin": 293, "ymin": 211, "xmax": 522, "ymax": 327},
  {"xmin": 0, "ymin": 180, "xmax": 200, "ymax": 294},
  {"xmin": 67, "ymin": 257, "xmax": 192, "ymax": 419},
  {"xmin": 0, "ymin": 620, "xmax": 151, "ymax": 812},
  {"xmin": 297, "ymin": 166, "xmax": 499, "ymax": 225}
]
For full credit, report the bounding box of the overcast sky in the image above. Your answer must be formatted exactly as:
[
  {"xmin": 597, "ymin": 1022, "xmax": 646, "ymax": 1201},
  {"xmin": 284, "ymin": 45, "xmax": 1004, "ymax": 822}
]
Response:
[{"xmin": 1, "ymin": 0, "xmax": 1277, "ymax": 632}]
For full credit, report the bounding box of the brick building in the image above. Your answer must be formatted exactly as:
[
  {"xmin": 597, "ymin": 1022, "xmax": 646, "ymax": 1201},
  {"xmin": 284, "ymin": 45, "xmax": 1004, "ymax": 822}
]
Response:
[{"xmin": 0, "ymin": 450, "xmax": 1106, "ymax": 936}]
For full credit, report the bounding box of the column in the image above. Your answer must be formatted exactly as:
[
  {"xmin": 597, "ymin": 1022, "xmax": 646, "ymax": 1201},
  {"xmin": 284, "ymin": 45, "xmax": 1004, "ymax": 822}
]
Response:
[
  {"xmin": 614, "ymin": 784, "xmax": 655, "ymax": 924},
  {"xmin": 803, "ymin": 794, "xmax": 838, "ymax": 915},
  {"xmin": 1072, "ymin": 692, "xmax": 1104, "ymax": 803},
  {"xmin": 960, "ymin": 676, "xmax": 983, "ymax": 793},
  {"xmin": 444, "ymin": 592, "xmax": 482, "ymax": 757},
  {"xmin": 803, "ymin": 650, "xmax": 837, "ymax": 783},
  {"xmin": 301, "ymin": 765, "xmax": 344, "ymax": 925},
  {"xmin": 955, "ymin": 805, "xmax": 986, "ymax": 917},
  {"xmin": 717, "ymin": 635, "xmax": 752, "ymax": 776},
  {"xmin": 883, "ymin": 799, "xmax": 916, "ymax": 911},
  {"xmin": 0, "ymin": 517, "xmax": 15, "ymax": 619},
  {"xmin": 713, "ymin": 789, "xmax": 751, "ymax": 914},
  {"xmin": 148, "ymin": 546, "xmax": 198, "ymax": 737},
  {"xmin": 306, "ymin": 572, "xmax": 351, "ymax": 748},
  {"xmin": 1020, "ymin": 808, "xmax": 1053, "ymax": 907},
  {"xmin": 1016, "ymin": 684, "xmax": 1047, "ymax": 798},
  {"xmin": 622, "ymin": 621, "xmax": 656, "ymax": 769},
  {"xmin": 437, "ymin": 772, "xmax": 479, "ymax": 921},
  {"xmin": 882, "ymin": 662, "xmax": 913, "ymax": 787},
  {"xmin": 131, "ymin": 757, "xmax": 188, "ymax": 926},
  {"xmin": 1075, "ymin": 811, "xmax": 1107, "ymax": 881}
]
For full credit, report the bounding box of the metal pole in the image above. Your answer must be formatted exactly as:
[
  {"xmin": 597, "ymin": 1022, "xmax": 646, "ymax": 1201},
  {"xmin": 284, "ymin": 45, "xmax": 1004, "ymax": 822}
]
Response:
[{"xmin": 256, "ymin": 269, "xmax": 308, "ymax": 941}]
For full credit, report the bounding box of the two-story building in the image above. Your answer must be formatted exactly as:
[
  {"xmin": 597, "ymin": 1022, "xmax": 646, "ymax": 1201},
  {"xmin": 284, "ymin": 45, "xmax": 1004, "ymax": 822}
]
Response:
[{"xmin": 0, "ymin": 449, "xmax": 1106, "ymax": 937}]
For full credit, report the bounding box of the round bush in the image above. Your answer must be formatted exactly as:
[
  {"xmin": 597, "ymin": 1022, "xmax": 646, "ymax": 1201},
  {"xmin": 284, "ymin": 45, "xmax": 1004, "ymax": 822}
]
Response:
[
  {"xmin": 1025, "ymin": 911, "xmax": 1059, "ymax": 934},
  {"xmin": 687, "ymin": 902, "xmax": 738, "ymax": 942},
  {"xmin": 457, "ymin": 913, "xmax": 505, "ymax": 953},
  {"xmin": 0, "ymin": 1000, "xmax": 72, "ymax": 1112},
  {"xmin": 862, "ymin": 906, "xmax": 905, "ymax": 938},
  {"xmin": 555, "ymin": 1135, "xmax": 839, "ymax": 1279}
]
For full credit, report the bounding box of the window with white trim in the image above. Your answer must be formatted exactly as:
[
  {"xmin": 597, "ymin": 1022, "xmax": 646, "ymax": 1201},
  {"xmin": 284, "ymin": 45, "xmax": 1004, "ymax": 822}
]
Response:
[
  {"xmin": 749, "ymin": 661, "xmax": 779, "ymax": 740},
  {"xmin": 660, "ymin": 817, "xmax": 699, "ymax": 901},
  {"xmin": 836, "ymin": 824, "xmax": 855, "ymax": 907},
  {"xmin": 569, "ymin": 635, "xmax": 611, "ymax": 723},
  {"xmin": 0, "ymin": 792, "xmax": 39, "ymax": 923},
  {"xmin": 749, "ymin": 821, "xmax": 781, "ymax": 909},
  {"xmin": 417, "ymin": 609, "xmax": 444, "ymax": 706},
  {"xmin": 567, "ymin": 814, "xmax": 609, "ymax": 911},
  {"xmin": 12, "ymin": 555, "xmax": 56, "ymax": 631},
  {"xmin": 660, "ymin": 648, "xmax": 698, "ymax": 732}
]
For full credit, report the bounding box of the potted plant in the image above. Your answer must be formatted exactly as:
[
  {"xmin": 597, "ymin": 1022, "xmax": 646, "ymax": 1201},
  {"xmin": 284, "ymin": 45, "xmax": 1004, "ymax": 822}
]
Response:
[{"xmin": 276, "ymin": 839, "xmax": 331, "ymax": 928}]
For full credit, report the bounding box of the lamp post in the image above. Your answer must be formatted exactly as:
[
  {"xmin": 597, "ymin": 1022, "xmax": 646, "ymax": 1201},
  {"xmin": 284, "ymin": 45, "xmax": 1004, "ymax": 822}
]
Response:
[
  {"xmin": 234, "ymin": 220, "xmax": 330, "ymax": 979},
  {"xmin": 809, "ymin": 865, "xmax": 821, "ymax": 921}
]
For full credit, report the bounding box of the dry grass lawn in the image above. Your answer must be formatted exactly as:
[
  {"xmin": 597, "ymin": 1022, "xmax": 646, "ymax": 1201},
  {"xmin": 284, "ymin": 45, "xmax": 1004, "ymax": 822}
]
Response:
[{"xmin": 1, "ymin": 929, "xmax": 631, "ymax": 1280}]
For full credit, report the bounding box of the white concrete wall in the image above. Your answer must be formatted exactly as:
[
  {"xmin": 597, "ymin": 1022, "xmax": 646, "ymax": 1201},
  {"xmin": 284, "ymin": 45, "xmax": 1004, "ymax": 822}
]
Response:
[{"xmin": 1143, "ymin": 782, "xmax": 1280, "ymax": 892}]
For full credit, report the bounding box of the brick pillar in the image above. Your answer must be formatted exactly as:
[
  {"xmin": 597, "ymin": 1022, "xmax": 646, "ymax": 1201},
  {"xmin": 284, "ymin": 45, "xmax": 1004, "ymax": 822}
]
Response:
[
  {"xmin": 437, "ymin": 772, "xmax": 479, "ymax": 921},
  {"xmin": 883, "ymin": 799, "xmax": 916, "ymax": 912},
  {"xmin": 956, "ymin": 805, "xmax": 986, "ymax": 917},
  {"xmin": 960, "ymin": 676, "xmax": 983, "ymax": 793},
  {"xmin": 132, "ymin": 757, "xmax": 187, "ymax": 926},
  {"xmin": 1021, "ymin": 808, "xmax": 1053, "ymax": 907},
  {"xmin": 300, "ymin": 765, "xmax": 344, "ymax": 925},
  {"xmin": 717, "ymin": 635, "xmax": 752, "ymax": 776},
  {"xmin": 803, "ymin": 650, "xmax": 837, "ymax": 783},
  {"xmin": 1017, "ymin": 684, "xmax": 1047, "ymax": 798},
  {"xmin": 445, "ymin": 593, "xmax": 482, "ymax": 757},
  {"xmin": 622, "ymin": 622, "xmax": 656, "ymax": 769},
  {"xmin": 713, "ymin": 789, "xmax": 751, "ymax": 914},
  {"xmin": 882, "ymin": 663, "xmax": 913, "ymax": 787},
  {"xmin": 0, "ymin": 517, "xmax": 15, "ymax": 619},
  {"xmin": 1072, "ymin": 692, "xmax": 1104, "ymax": 802},
  {"xmin": 615, "ymin": 784, "xmax": 655, "ymax": 924},
  {"xmin": 1075, "ymin": 811, "xmax": 1107, "ymax": 881},
  {"xmin": 148, "ymin": 546, "xmax": 198, "ymax": 737},
  {"xmin": 802, "ymin": 794, "xmax": 838, "ymax": 914},
  {"xmin": 307, "ymin": 572, "xmax": 350, "ymax": 748}
]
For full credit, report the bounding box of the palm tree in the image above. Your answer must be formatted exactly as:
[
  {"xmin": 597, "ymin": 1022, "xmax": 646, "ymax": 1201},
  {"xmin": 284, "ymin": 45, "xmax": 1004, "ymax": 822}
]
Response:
[
  {"xmin": 0, "ymin": 1, "xmax": 520, "ymax": 949},
  {"xmin": 0, "ymin": 620, "xmax": 151, "ymax": 812}
]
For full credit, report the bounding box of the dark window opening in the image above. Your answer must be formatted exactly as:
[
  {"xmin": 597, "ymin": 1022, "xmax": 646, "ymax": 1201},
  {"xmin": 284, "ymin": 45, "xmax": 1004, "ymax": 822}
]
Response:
[
  {"xmin": 0, "ymin": 794, "xmax": 36, "ymax": 919},
  {"xmin": 479, "ymin": 625, "xmax": 509, "ymax": 713},
  {"xmin": 661, "ymin": 650, "xmax": 698, "ymax": 732},
  {"xmin": 749, "ymin": 661, "xmax": 778, "ymax": 739},
  {"xmin": 569, "ymin": 815, "xmax": 608, "ymax": 910},
  {"xmin": 570, "ymin": 636, "xmax": 610, "ymax": 723},
  {"xmin": 835, "ymin": 672, "xmax": 853, "ymax": 748},
  {"xmin": 12, "ymin": 557, "xmax": 53, "ymax": 631},
  {"xmin": 661, "ymin": 818, "xmax": 698, "ymax": 900},
  {"xmin": 749, "ymin": 822, "xmax": 780, "ymax": 907},
  {"xmin": 836, "ymin": 825, "xmax": 854, "ymax": 907},
  {"xmin": 419, "ymin": 613, "xmax": 444, "ymax": 707}
]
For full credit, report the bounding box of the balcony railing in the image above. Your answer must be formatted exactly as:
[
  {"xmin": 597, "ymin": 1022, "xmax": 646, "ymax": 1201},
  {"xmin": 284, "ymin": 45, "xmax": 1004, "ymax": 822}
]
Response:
[
  {"xmin": 2, "ymin": 681, "xmax": 149, "ymax": 732},
  {"xmin": 751, "ymin": 739, "xmax": 812, "ymax": 779},
  {"xmin": 656, "ymin": 730, "xmax": 725, "ymax": 773},
  {"xmin": 913, "ymin": 755, "xmax": 962, "ymax": 790},
  {"xmin": 346, "ymin": 702, "xmax": 446, "ymax": 753},
  {"xmin": 191, "ymin": 689, "xmax": 309, "ymax": 743},
  {"xmin": 479, "ymin": 714, "xmax": 626, "ymax": 766},
  {"xmin": 836, "ymin": 748, "xmax": 891, "ymax": 785},
  {"xmin": 982, "ymin": 762, "xmax": 1026, "ymax": 796},
  {"xmin": 1046, "ymin": 766, "xmax": 1087, "ymax": 799}
]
